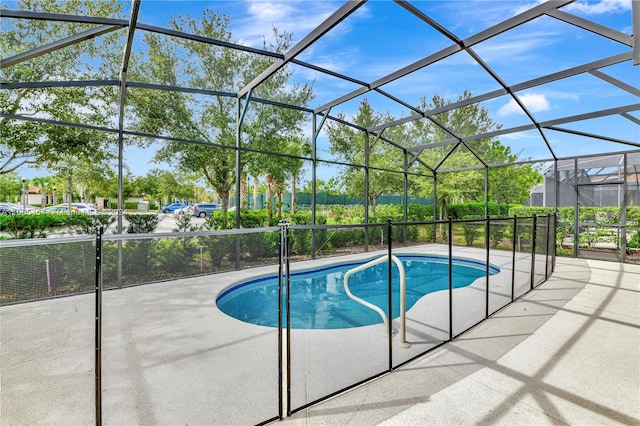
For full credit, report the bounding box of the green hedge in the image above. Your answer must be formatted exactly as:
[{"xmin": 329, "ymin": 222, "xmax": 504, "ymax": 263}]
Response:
[
  {"xmin": 447, "ymin": 202, "xmax": 519, "ymax": 219},
  {"xmin": 0, "ymin": 213, "xmax": 116, "ymax": 239},
  {"xmin": 508, "ymin": 206, "xmax": 640, "ymax": 224}
]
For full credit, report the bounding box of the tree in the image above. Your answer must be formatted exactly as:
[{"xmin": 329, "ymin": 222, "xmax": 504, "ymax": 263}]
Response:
[
  {"xmin": 0, "ymin": 1, "xmax": 123, "ymax": 175},
  {"xmin": 486, "ymin": 142, "xmax": 543, "ymax": 208},
  {"xmin": 408, "ymin": 92, "xmax": 541, "ymax": 206},
  {"xmin": 301, "ymin": 177, "xmax": 344, "ymax": 195},
  {"xmin": 126, "ymin": 11, "xmax": 312, "ymax": 218},
  {"xmin": 30, "ymin": 176, "xmax": 54, "ymax": 207},
  {"xmin": 326, "ymin": 99, "xmax": 405, "ymax": 215},
  {"xmin": 0, "ymin": 172, "xmax": 22, "ymax": 202},
  {"xmin": 241, "ymin": 33, "xmax": 313, "ymax": 217}
]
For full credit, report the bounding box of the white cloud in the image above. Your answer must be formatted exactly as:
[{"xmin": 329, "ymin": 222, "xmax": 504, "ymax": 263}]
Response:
[
  {"xmin": 566, "ymin": 0, "xmax": 631, "ymax": 15},
  {"xmin": 498, "ymin": 93, "xmax": 550, "ymax": 116},
  {"xmin": 233, "ymin": 1, "xmax": 339, "ymax": 48},
  {"xmin": 513, "ymin": 0, "xmax": 631, "ymax": 16}
]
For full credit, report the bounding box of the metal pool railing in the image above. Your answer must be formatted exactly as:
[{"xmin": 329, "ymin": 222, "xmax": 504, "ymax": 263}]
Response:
[{"xmin": 343, "ymin": 253, "xmax": 410, "ymax": 348}]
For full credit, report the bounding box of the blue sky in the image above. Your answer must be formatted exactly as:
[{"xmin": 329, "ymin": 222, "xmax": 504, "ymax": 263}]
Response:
[
  {"xmin": 11, "ymin": 0, "xmax": 638, "ymax": 179},
  {"xmin": 131, "ymin": 0, "xmax": 638, "ymax": 174}
]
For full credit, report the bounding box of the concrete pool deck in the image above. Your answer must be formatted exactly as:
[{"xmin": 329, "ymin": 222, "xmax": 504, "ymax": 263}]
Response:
[
  {"xmin": 279, "ymin": 256, "xmax": 640, "ymax": 425},
  {"xmin": 2, "ymin": 247, "xmax": 638, "ymax": 425}
]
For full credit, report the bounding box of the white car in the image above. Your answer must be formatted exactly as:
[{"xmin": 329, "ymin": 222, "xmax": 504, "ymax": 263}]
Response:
[
  {"xmin": 70, "ymin": 203, "xmax": 98, "ymax": 215},
  {"xmin": 174, "ymin": 205, "xmax": 194, "ymax": 215},
  {"xmin": 0, "ymin": 202, "xmax": 38, "ymax": 213}
]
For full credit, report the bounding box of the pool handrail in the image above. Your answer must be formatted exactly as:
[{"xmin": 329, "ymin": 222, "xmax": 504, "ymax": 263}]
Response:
[{"xmin": 343, "ymin": 254, "xmax": 410, "ymax": 348}]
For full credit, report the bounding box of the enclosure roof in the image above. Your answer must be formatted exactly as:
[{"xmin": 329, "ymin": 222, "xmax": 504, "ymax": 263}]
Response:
[{"xmin": 1, "ymin": 0, "xmax": 639, "ymax": 170}]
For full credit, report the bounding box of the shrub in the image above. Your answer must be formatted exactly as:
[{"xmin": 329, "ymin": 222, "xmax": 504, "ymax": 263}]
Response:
[
  {"xmin": 290, "ymin": 212, "xmax": 312, "ymax": 255},
  {"xmin": 628, "ymin": 230, "xmax": 640, "ymax": 249},
  {"xmin": 240, "ymin": 210, "xmax": 268, "ymax": 228},
  {"xmin": 68, "ymin": 213, "xmax": 116, "ymax": 235},
  {"xmin": 489, "ymin": 221, "xmax": 505, "ymax": 249},
  {"xmin": 199, "ymin": 233, "xmax": 236, "ymax": 267},
  {"xmin": 461, "ymin": 216, "xmax": 483, "ymax": 246},
  {"xmin": 124, "ymin": 213, "xmax": 158, "ymax": 234},
  {"xmin": 0, "ymin": 214, "xmax": 60, "ymax": 238},
  {"xmin": 407, "ymin": 204, "xmax": 433, "ymax": 221}
]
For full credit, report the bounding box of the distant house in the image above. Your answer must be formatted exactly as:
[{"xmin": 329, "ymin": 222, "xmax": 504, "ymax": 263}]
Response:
[{"xmin": 528, "ymin": 154, "xmax": 640, "ymax": 208}]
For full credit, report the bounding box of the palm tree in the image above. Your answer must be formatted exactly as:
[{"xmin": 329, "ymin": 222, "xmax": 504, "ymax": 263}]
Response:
[{"xmin": 31, "ymin": 176, "xmax": 53, "ymax": 207}]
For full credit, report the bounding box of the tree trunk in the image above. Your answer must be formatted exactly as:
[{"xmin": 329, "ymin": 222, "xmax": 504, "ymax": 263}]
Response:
[
  {"xmin": 220, "ymin": 194, "xmax": 229, "ymax": 216},
  {"xmin": 439, "ymin": 195, "xmax": 447, "ymax": 239},
  {"xmin": 67, "ymin": 175, "xmax": 72, "ymax": 217},
  {"xmin": 40, "ymin": 187, "xmax": 46, "ymax": 209},
  {"xmin": 291, "ymin": 174, "xmax": 297, "ymax": 215},
  {"xmin": 369, "ymin": 194, "xmax": 376, "ymax": 217},
  {"xmin": 253, "ymin": 176, "xmax": 259, "ymax": 210},
  {"xmin": 265, "ymin": 174, "xmax": 273, "ymax": 217},
  {"xmin": 272, "ymin": 179, "xmax": 285, "ymax": 217},
  {"xmin": 240, "ymin": 172, "xmax": 248, "ymax": 209}
]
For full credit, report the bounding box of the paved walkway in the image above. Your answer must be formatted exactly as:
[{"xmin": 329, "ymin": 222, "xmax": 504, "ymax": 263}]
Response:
[{"xmin": 280, "ymin": 257, "xmax": 640, "ymax": 425}]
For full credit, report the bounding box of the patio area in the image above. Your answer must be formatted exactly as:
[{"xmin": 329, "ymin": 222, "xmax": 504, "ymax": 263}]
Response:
[
  {"xmin": 280, "ymin": 256, "xmax": 640, "ymax": 425},
  {"xmin": 2, "ymin": 242, "xmax": 638, "ymax": 425},
  {"xmin": 2, "ymin": 244, "xmax": 537, "ymax": 424}
]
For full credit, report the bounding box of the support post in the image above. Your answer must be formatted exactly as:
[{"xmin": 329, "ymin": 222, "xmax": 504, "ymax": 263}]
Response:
[
  {"xmin": 511, "ymin": 216, "xmax": 517, "ymax": 302},
  {"xmin": 278, "ymin": 219, "xmax": 291, "ymax": 417},
  {"xmin": 364, "ymin": 133, "xmax": 370, "ymax": 252},
  {"xmin": 95, "ymin": 226, "xmax": 103, "ymax": 426},
  {"xmin": 448, "ymin": 216, "xmax": 453, "ymax": 340},
  {"xmin": 621, "ymin": 153, "xmax": 628, "ymax": 263},
  {"xmin": 277, "ymin": 223, "xmax": 283, "ymax": 419},
  {"xmin": 387, "ymin": 219, "xmax": 393, "ymax": 370},
  {"xmin": 485, "ymin": 216, "xmax": 490, "ymax": 318},
  {"xmin": 403, "ymin": 151, "xmax": 408, "ymax": 244},
  {"xmin": 552, "ymin": 213, "xmax": 558, "ymax": 273},
  {"xmin": 574, "ymin": 158, "xmax": 579, "ymax": 258},
  {"xmin": 530, "ymin": 214, "xmax": 537, "ymax": 290},
  {"xmin": 311, "ymin": 113, "xmax": 317, "ymax": 259},
  {"xmin": 545, "ymin": 214, "xmax": 551, "ymax": 280},
  {"xmin": 117, "ymin": 131, "xmax": 123, "ymax": 289}
]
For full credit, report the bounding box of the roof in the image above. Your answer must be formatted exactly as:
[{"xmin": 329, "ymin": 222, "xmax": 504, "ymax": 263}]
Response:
[{"xmin": 2, "ymin": 0, "xmax": 638, "ymax": 173}]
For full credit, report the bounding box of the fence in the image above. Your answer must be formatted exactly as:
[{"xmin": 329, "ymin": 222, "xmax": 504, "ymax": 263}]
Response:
[
  {"xmin": 0, "ymin": 214, "xmax": 555, "ymax": 425},
  {"xmin": 242, "ymin": 191, "xmax": 433, "ymax": 210}
]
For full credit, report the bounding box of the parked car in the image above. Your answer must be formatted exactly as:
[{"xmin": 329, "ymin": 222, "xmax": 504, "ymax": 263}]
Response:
[
  {"xmin": 70, "ymin": 203, "xmax": 98, "ymax": 215},
  {"xmin": 175, "ymin": 205, "xmax": 194, "ymax": 215},
  {"xmin": 0, "ymin": 203, "xmax": 20, "ymax": 214},
  {"xmin": 0, "ymin": 202, "xmax": 37, "ymax": 214},
  {"xmin": 40, "ymin": 205, "xmax": 80, "ymax": 213},
  {"xmin": 161, "ymin": 201, "xmax": 190, "ymax": 213},
  {"xmin": 0, "ymin": 205, "xmax": 15, "ymax": 215},
  {"xmin": 192, "ymin": 203, "xmax": 221, "ymax": 217}
]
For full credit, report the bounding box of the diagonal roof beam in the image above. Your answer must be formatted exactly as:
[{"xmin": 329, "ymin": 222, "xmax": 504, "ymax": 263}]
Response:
[
  {"xmin": 403, "ymin": 0, "xmax": 559, "ymax": 161},
  {"xmin": 588, "ymin": 69, "xmax": 640, "ymax": 97},
  {"xmin": 408, "ymin": 103, "xmax": 640, "ymax": 152},
  {"xmin": 315, "ymin": 44, "xmax": 459, "ymax": 114},
  {"xmin": 465, "ymin": 47, "xmax": 557, "ymax": 159},
  {"xmin": 539, "ymin": 103, "xmax": 640, "ymax": 127},
  {"xmin": 316, "ymin": 0, "xmax": 573, "ymax": 114},
  {"xmin": 621, "ymin": 112, "xmax": 640, "ymax": 126},
  {"xmin": 238, "ymin": 0, "xmax": 366, "ymax": 98},
  {"xmin": 634, "ymin": 0, "xmax": 640, "ymax": 65},
  {"xmin": 0, "ymin": 9, "xmax": 128, "ymax": 25},
  {"xmin": 1, "ymin": 80, "xmax": 119, "ymax": 89},
  {"xmin": 118, "ymin": 0, "xmax": 140, "ymax": 128},
  {"xmin": 136, "ymin": 23, "xmax": 283, "ymax": 59},
  {"xmin": 369, "ymin": 52, "xmax": 632, "ymax": 133},
  {"xmin": 546, "ymin": 126, "xmax": 640, "ymax": 149},
  {"xmin": 1, "ymin": 25, "xmax": 121, "ymax": 68},
  {"xmin": 545, "ymin": 9, "xmax": 633, "ymax": 46}
]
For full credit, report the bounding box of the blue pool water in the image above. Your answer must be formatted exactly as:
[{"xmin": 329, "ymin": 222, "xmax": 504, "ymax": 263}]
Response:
[{"xmin": 216, "ymin": 254, "xmax": 499, "ymax": 329}]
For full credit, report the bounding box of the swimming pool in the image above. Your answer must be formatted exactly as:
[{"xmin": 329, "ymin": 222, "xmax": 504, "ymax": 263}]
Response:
[{"xmin": 216, "ymin": 254, "xmax": 499, "ymax": 329}]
